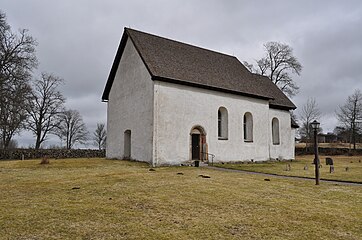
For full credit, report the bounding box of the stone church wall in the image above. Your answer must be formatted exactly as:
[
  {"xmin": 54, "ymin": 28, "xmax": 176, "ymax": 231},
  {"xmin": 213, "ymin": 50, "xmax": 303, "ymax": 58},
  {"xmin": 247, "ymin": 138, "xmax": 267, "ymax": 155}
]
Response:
[
  {"xmin": 152, "ymin": 81, "xmax": 294, "ymax": 165},
  {"xmin": 106, "ymin": 38, "xmax": 154, "ymax": 163}
]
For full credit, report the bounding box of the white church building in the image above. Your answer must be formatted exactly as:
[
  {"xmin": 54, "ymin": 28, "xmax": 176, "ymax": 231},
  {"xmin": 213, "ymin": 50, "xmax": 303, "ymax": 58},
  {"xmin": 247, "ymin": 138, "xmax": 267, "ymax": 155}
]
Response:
[{"xmin": 102, "ymin": 28, "xmax": 298, "ymax": 166}]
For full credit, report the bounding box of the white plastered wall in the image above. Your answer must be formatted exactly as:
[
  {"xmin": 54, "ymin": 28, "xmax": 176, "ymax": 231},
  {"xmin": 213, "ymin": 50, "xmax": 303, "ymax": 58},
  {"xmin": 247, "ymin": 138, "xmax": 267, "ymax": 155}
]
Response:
[
  {"xmin": 268, "ymin": 108, "xmax": 295, "ymax": 160},
  {"xmin": 152, "ymin": 81, "xmax": 294, "ymax": 165},
  {"xmin": 106, "ymin": 38, "xmax": 154, "ymax": 163}
]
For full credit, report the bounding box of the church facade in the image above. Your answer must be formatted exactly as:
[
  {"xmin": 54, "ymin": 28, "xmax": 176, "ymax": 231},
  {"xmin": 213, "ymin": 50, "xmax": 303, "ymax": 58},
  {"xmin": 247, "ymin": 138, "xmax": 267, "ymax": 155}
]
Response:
[{"xmin": 102, "ymin": 28, "xmax": 297, "ymax": 166}]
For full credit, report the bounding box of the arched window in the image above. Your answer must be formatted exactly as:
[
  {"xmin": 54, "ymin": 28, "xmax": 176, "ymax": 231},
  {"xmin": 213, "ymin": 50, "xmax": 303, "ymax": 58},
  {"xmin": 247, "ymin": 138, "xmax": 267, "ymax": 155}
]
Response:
[
  {"xmin": 243, "ymin": 112, "xmax": 253, "ymax": 142},
  {"xmin": 272, "ymin": 118, "xmax": 280, "ymax": 145},
  {"xmin": 218, "ymin": 107, "xmax": 228, "ymax": 139}
]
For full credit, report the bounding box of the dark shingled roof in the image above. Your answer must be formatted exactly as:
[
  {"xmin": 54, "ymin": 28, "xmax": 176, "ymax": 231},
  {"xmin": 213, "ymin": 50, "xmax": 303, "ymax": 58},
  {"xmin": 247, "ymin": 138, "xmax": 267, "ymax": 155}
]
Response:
[{"xmin": 102, "ymin": 28, "xmax": 296, "ymax": 110}]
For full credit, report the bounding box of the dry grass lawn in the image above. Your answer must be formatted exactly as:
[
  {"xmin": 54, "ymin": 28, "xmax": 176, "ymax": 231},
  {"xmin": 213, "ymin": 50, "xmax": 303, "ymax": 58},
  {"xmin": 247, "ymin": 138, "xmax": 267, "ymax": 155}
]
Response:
[
  {"xmin": 0, "ymin": 158, "xmax": 361, "ymax": 239},
  {"xmin": 215, "ymin": 155, "xmax": 362, "ymax": 183}
]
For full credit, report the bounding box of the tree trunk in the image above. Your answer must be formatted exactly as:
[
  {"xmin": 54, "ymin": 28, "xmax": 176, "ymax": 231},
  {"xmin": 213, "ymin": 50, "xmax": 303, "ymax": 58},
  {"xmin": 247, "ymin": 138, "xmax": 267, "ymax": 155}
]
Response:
[
  {"xmin": 1, "ymin": 134, "xmax": 6, "ymax": 149},
  {"xmin": 3, "ymin": 135, "xmax": 10, "ymax": 149},
  {"xmin": 35, "ymin": 141, "xmax": 41, "ymax": 149},
  {"xmin": 35, "ymin": 134, "xmax": 41, "ymax": 149},
  {"xmin": 353, "ymin": 124, "xmax": 356, "ymax": 150}
]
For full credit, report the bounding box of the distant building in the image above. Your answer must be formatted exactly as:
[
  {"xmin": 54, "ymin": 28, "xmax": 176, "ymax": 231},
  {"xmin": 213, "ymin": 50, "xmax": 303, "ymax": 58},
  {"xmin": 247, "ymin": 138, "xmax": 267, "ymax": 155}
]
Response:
[
  {"xmin": 318, "ymin": 133, "xmax": 338, "ymax": 143},
  {"xmin": 102, "ymin": 28, "xmax": 298, "ymax": 166}
]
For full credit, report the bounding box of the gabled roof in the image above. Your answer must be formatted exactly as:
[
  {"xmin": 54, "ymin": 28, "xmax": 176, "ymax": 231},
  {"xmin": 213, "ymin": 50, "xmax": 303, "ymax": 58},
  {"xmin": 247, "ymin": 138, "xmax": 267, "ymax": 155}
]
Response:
[{"xmin": 102, "ymin": 28, "xmax": 296, "ymax": 110}]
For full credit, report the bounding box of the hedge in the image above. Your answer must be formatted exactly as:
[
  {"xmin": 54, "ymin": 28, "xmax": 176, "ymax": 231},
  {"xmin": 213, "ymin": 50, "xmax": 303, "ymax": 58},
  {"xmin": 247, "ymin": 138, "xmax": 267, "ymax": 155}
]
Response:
[{"xmin": 296, "ymin": 147, "xmax": 362, "ymax": 156}]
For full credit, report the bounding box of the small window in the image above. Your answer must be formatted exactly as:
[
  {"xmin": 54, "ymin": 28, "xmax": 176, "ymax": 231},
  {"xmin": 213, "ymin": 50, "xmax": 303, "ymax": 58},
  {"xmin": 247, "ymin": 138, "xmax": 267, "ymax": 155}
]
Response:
[
  {"xmin": 218, "ymin": 107, "xmax": 228, "ymax": 140},
  {"xmin": 272, "ymin": 118, "xmax": 280, "ymax": 145},
  {"xmin": 218, "ymin": 110, "xmax": 222, "ymax": 137},
  {"xmin": 243, "ymin": 112, "xmax": 253, "ymax": 142},
  {"xmin": 124, "ymin": 130, "xmax": 131, "ymax": 159}
]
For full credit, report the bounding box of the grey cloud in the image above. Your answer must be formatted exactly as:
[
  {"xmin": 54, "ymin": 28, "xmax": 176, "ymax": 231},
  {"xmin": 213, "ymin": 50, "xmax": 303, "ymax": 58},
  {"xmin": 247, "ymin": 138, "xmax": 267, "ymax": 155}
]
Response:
[{"xmin": 3, "ymin": 0, "xmax": 362, "ymax": 146}]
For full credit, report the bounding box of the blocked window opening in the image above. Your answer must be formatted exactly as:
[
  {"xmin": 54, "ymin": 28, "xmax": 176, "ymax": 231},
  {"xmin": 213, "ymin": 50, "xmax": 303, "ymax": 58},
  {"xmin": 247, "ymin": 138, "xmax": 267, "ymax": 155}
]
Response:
[
  {"xmin": 124, "ymin": 130, "xmax": 131, "ymax": 159},
  {"xmin": 272, "ymin": 118, "xmax": 280, "ymax": 145},
  {"xmin": 244, "ymin": 112, "xmax": 253, "ymax": 142}
]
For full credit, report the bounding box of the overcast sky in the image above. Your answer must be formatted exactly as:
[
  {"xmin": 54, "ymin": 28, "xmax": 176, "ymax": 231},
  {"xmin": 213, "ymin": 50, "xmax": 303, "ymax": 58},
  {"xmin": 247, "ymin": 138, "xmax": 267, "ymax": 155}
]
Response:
[{"xmin": 2, "ymin": 0, "xmax": 362, "ymax": 148}]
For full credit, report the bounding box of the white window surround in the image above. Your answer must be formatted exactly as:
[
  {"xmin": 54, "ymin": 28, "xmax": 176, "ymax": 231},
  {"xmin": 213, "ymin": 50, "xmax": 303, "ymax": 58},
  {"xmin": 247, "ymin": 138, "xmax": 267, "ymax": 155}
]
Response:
[
  {"xmin": 218, "ymin": 107, "xmax": 228, "ymax": 140},
  {"xmin": 243, "ymin": 112, "xmax": 253, "ymax": 142},
  {"xmin": 272, "ymin": 117, "xmax": 280, "ymax": 145}
]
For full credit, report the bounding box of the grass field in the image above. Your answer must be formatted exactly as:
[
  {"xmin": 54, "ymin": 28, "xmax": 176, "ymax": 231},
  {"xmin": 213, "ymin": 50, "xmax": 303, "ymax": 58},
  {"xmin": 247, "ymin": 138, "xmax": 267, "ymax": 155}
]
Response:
[
  {"xmin": 214, "ymin": 155, "xmax": 362, "ymax": 183},
  {"xmin": 0, "ymin": 158, "xmax": 361, "ymax": 240}
]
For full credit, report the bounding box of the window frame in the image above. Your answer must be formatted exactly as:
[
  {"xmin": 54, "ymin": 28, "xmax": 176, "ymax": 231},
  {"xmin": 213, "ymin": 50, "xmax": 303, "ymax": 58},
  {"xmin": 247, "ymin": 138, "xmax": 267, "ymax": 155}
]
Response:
[
  {"xmin": 218, "ymin": 107, "xmax": 228, "ymax": 140},
  {"xmin": 272, "ymin": 117, "xmax": 280, "ymax": 145},
  {"xmin": 243, "ymin": 112, "xmax": 253, "ymax": 142}
]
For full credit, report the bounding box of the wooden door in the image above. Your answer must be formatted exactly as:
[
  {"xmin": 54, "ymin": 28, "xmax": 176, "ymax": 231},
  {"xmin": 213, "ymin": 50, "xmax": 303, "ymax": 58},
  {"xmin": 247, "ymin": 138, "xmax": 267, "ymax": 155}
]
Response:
[{"xmin": 192, "ymin": 134, "xmax": 200, "ymax": 160}]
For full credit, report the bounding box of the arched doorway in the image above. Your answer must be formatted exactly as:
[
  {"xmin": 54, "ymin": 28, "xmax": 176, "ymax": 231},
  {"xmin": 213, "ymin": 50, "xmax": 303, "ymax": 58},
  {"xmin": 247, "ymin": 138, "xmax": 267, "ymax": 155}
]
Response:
[{"xmin": 190, "ymin": 126, "xmax": 207, "ymax": 161}]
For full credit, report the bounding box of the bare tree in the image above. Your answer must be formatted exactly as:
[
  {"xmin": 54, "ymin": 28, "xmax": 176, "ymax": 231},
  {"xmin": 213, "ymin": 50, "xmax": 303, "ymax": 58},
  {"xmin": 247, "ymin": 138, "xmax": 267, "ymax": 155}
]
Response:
[
  {"xmin": 0, "ymin": 139, "xmax": 18, "ymax": 149},
  {"xmin": 290, "ymin": 110, "xmax": 298, "ymax": 125},
  {"xmin": 0, "ymin": 11, "xmax": 37, "ymax": 88},
  {"xmin": 26, "ymin": 73, "xmax": 65, "ymax": 149},
  {"xmin": 0, "ymin": 10, "xmax": 37, "ymax": 148},
  {"xmin": 93, "ymin": 123, "xmax": 106, "ymax": 150},
  {"xmin": 333, "ymin": 126, "xmax": 350, "ymax": 143},
  {"xmin": 0, "ymin": 82, "xmax": 31, "ymax": 148},
  {"xmin": 53, "ymin": 109, "xmax": 88, "ymax": 149},
  {"xmin": 244, "ymin": 42, "xmax": 302, "ymax": 97},
  {"xmin": 299, "ymin": 98, "xmax": 321, "ymax": 147},
  {"xmin": 336, "ymin": 89, "xmax": 362, "ymax": 150},
  {"xmin": 243, "ymin": 61, "xmax": 256, "ymax": 73}
]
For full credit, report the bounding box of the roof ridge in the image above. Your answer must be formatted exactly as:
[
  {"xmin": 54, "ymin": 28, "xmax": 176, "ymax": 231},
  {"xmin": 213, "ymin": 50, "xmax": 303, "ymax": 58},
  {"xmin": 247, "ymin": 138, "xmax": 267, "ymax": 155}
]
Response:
[{"xmin": 125, "ymin": 27, "xmax": 239, "ymax": 60}]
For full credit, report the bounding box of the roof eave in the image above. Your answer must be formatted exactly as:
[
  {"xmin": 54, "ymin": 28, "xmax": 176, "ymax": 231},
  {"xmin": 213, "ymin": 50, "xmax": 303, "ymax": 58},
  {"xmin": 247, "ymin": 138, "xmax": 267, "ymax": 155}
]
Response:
[
  {"xmin": 152, "ymin": 76, "xmax": 272, "ymax": 101},
  {"xmin": 269, "ymin": 103, "xmax": 296, "ymax": 111}
]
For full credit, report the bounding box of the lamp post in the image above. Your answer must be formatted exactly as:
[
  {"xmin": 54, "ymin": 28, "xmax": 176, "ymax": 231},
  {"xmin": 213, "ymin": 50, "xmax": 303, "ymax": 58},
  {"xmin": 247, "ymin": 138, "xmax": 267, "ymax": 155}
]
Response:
[{"xmin": 311, "ymin": 120, "xmax": 320, "ymax": 185}]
